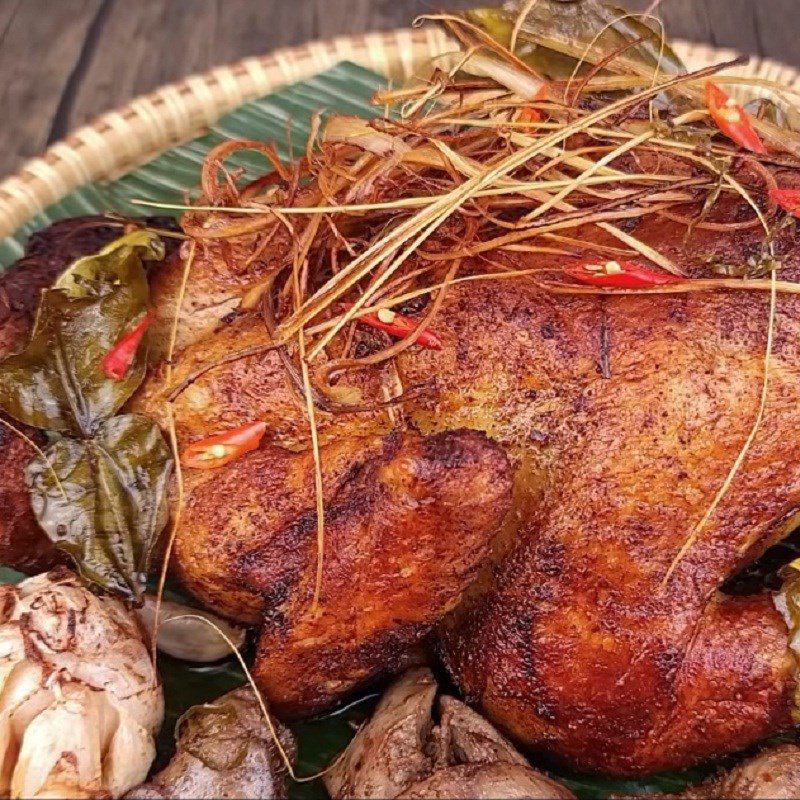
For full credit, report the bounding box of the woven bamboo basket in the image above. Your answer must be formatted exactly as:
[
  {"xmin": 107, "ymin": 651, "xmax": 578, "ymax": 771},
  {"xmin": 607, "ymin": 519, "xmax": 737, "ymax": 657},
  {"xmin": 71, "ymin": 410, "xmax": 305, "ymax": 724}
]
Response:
[{"xmin": 0, "ymin": 26, "xmax": 798, "ymax": 242}]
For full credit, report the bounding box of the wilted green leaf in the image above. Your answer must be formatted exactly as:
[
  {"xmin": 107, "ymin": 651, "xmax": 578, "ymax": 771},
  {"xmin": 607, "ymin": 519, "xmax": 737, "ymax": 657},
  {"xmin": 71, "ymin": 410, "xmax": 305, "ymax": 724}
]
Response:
[
  {"xmin": 0, "ymin": 231, "xmax": 163, "ymax": 435},
  {"xmin": 25, "ymin": 413, "xmax": 173, "ymax": 599},
  {"xmin": 467, "ymin": 0, "xmax": 685, "ymax": 80}
]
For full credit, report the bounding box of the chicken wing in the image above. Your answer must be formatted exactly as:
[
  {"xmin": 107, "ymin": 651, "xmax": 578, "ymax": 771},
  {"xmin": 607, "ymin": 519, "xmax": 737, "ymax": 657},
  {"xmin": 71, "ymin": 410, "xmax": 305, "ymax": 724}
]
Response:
[{"xmin": 175, "ymin": 429, "xmax": 512, "ymax": 715}]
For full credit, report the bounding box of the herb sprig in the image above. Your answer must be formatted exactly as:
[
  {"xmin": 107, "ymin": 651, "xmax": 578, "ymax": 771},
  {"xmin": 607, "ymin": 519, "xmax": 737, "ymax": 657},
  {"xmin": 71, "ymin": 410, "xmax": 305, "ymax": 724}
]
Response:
[{"xmin": 0, "ymin": 231, "xmax": 173, "ymax": 600}]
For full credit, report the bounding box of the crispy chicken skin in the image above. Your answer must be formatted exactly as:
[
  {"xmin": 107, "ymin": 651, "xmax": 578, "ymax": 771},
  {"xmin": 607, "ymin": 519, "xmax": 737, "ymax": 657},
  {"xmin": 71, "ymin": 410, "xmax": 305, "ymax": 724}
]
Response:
[
  {"xmin": 433, "ymin": 221, "xmax": 800, "ymax": 774},
  {"xmin": 0, "ymin": 424, "xmax": 62, "ymax": 573},
  {"xmin": 176, "ymin": 429, "xmax": 512, "ymax": 715},
  {"xmin": 147, "ymin": 232, "xmax": 276, "ymax": 361}
]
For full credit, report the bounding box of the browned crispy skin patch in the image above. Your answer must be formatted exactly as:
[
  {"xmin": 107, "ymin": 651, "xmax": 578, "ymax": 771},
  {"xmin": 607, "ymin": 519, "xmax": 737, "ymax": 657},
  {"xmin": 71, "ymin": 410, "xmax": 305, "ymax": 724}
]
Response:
[
  {"xmin": 435, "ymin": 246, "xmax": 800, "ymax": 774},
  {"xmin": 174, "ymin": 429, "xmax": 512, "ymax": 715},
  {"xmin": 132, "ymin": 312, "xmax": 395, "ymax": 450},
  {"xmin": 0, "ymin": 422, "xmax": 63, "ymax": 573},
  {"xmin": 147, "ymin": 223, "xmax": 292, "ymax": 360}
]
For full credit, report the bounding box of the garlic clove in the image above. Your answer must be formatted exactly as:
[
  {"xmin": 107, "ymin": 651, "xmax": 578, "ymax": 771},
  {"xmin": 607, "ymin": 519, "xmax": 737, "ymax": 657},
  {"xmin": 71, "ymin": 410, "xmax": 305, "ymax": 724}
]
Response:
[
  {"xmin": 103, "ymin": 707, "xmax": 156, "ymax": 798},
  {"xmin": 12, "ymin": 688, "xmax": 103, "ymax": 799},
  {"xmin": 137, "ymin": 596, "xmax": 246, "ymax": 663}
]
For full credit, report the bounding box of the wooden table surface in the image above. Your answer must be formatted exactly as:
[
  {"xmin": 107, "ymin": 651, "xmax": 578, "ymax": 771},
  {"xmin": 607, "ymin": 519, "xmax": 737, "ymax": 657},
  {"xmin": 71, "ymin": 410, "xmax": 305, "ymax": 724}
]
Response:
[{"xmin": 0, "ymin": 0, "xmax": 796, "ymax": 180}]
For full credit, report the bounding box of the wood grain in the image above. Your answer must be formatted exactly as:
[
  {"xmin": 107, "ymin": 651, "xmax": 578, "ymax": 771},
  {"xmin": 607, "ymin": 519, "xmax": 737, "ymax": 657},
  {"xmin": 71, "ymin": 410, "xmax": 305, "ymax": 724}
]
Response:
[{"xmin": 0, "ymin": 0, "xmax": 797, "ymax": 180}]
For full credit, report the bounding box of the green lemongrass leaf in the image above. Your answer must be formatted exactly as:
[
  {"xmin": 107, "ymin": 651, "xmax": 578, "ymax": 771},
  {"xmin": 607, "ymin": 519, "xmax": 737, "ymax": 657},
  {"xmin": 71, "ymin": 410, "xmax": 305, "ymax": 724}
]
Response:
[
  {"xmin": 467, "ymin": 1, "xmax": 685, "ymax": 80},
  {"xmin": 0, "ymin": 231, "xmax": 162, "ymax": 435},
  {"xmin": 25, "ymin": 413, "xmax": 173, "ymax": 600}
]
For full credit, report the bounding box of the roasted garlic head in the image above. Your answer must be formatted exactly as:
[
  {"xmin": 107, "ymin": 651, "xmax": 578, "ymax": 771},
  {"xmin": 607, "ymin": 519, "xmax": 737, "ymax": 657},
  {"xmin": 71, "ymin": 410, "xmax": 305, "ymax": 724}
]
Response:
[{"xmin": 0, "ymin": 569, "xmax": 163, "ymax": 798}]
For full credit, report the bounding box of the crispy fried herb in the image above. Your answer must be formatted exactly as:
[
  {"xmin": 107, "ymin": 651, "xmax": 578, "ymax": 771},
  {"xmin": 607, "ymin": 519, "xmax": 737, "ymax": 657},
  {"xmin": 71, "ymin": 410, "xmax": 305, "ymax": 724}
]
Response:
[
  {"xmin": 0, "ymin": 231, "xmax": 172, "ymax": 600},
  {"xmin": 685, "ymin": 156, "xmax": 730, "ymax": 241},
  {"xmin": 709, "ymin": 216, "xmax": 791, "ymax": 278},
  {"xmin": 26, "ymin": 415, "xmax": 172, "ymax": 599}
]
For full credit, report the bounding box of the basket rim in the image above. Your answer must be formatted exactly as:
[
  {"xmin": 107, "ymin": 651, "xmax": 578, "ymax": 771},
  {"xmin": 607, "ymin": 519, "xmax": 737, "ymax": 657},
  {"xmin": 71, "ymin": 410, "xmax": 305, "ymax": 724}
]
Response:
[{"xmin": 1, "ymin": 28, "xmax": 798, "ymax": 242}]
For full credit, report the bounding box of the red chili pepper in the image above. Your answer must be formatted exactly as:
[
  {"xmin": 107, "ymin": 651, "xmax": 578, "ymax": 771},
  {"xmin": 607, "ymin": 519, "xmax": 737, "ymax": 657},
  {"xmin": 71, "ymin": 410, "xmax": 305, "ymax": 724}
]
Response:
[
  {"xmin": 517, "ymin": 107, "xmax": 542, "ymax": 123},
  {"xmin": 181, "ymin": 421, "xmax": 267, "ymax": 470},
  {"xmin": 770, "ymin": 187, "xmax": 800, "ymax": 217},
  {"xmin": 705, "ymin": 81, "xmax": 766, "ymax": 155},
  {"xmin": 343, "ymin": 303, "xmax": 442, "ymax": 350},
  {"xmin": 516, "ymin": 84, "xmax": 549, "ymax": 124},
  {"xmin": 564, "ymin": 259, "xmax": 683, "ymax": 288},
  {"xmin": 102, "ymin": 311, "xmax": 154, "ymax": 380}
]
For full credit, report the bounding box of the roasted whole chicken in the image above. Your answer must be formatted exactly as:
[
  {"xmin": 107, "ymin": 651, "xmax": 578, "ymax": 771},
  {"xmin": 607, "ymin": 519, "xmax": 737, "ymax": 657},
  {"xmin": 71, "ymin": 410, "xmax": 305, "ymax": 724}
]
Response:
[
  {"xmin": 3, "ymin": 10, "xmax": 800, "ymax": 787},
  {"xmin": 126, "ymin": 183, "xmax": 800, "ymax": 775}
]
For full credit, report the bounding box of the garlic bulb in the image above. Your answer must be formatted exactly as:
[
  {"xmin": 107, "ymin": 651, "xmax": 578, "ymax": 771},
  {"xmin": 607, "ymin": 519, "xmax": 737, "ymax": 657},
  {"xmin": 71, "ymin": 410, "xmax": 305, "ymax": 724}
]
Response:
[{"xmin": 0, "ymin": 569, "xmax": 163, "ymax": 798}]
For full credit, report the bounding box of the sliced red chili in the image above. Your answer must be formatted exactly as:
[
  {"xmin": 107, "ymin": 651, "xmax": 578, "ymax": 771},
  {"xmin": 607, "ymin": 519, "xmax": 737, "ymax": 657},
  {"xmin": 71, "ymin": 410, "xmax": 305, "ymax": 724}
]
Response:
[
  {"xmin": 181, "ymin": 421, "xmax": 267, "ymax": 470},
  {"xmin": 517, "ymin": 107, "xmax": 542, "ymax": 123},
  {"xmin": 516, "ymin": 84, "xmax": 549, "ymax": 124},
  {"xmin": 343, "ymin": 303, "xmax": 442, "ymax": 350},
  {"xmin": 769, "ymin": 187, "xmax": 800, "ymax": 217},
  {"xmin": 564, "ymin": 259, "xmax": 683, "ymax": 288},
  {"xmin": 102, "ymin": 310, "xmax": 154, "ymax": 380},
  {"xmin": 705, "ymin": 81, "xmax": 766, "ymax": 155}
]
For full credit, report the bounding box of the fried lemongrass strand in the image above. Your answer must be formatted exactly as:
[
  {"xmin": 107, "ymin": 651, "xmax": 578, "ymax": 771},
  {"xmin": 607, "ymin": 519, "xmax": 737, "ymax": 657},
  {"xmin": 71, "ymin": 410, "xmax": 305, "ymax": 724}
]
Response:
[
  {"xmin": 537, "ymin": 276, "xmax": 800, "ymax": 295},
  {"xmin": 151, "ymin": 240, "xmax": 196, "ymax": 665},
  {"xmin": 151, "ymin": 403, "xmax": 185, "ymax": 668},
  {"xmin": 321, "ymin": 259, "xmax": 461, "ymax": 384},
  {"xmin": 423, "ymin": 13, "xmax": 544, "ymax": 80},
  {"xmin": 0, "ymin": 415, "xmax": 66, "ymax": 500},
  {"xmin": 131, "ymin": 170, "xmax": 693, "ymax": 217},
  {"xmin": 284, "ymin": 63, "xmax": 727, "ymax": 347},
  {"xmin": 542, "ymin": 232, "xmax": 638, "ymax": 258},
  {"xmin": 661, "ymin": 269, "xmax": 778, "ymax": 588},
  {"xmin": 520, "ymin": 128, "xmax": 658, "ymax": 222},
  {"xmin": 166, "ymin": 342, "xmax": 284, "ymax": 403},
  {"xmin": 165, "ymin": 241, "xmax": 195, "ymax": 386},
  {"xmin": 421, "ymin": 200, "xmax": 677, "ymax": 260},
  {"xmin": 304, "ymin": 265, "xmax": 548, "ymax": 339},
  {"xmin": 299, "ymin": 330, "xmax": 326, "ymax": 612},
  {"xmin": 166, "ymin": 614, "xmax": 317, "ymax": 783},
  {"xmin": 509, "ymin": 0, "xmax": 539, "ymax": 54}
]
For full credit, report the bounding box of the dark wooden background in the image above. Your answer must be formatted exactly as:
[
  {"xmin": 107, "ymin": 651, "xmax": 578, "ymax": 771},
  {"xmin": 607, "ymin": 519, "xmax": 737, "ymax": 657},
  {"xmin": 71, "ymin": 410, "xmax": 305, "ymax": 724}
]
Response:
[{"xmin": 0, "ymin": 0, "xmax": 796, "ymax": 180}]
